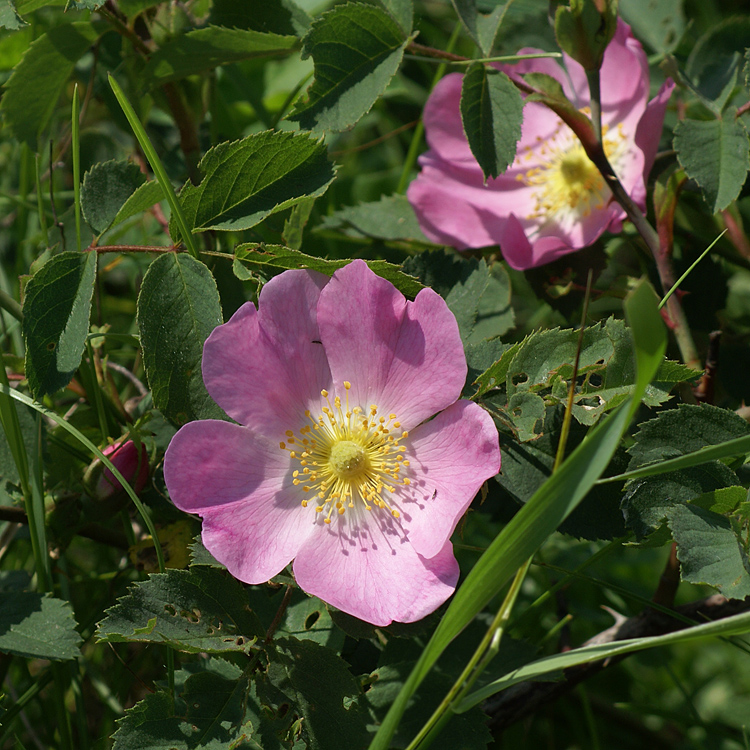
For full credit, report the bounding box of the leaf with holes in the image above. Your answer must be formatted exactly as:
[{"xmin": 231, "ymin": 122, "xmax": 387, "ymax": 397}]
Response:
[
  {"xmin": 96, "ymin": 567, "xmax": 265, "ymax": 654},
  {"xmin": 233, "ymin": 244, "xmax": 425, "ymax": 298},
  {"xmin": 277, "ymin": 592, "xmax": 345, "ymax": 651},
  {"xmin": 460, "ymin": 63, "xmax": 523, "ymax": 180},
  {"xmin": 22, "ymin": 251, "xmax": 96, "ymax": 398},
  {"xmin": 172, "ymin": 131, "xmax": 335, "ymax": 238},
  {"xmin": 137, "ymin": 253, "xmax": 226, "ymax": 426},
  {"xmin": 267, "ymin": 637, "xmax": 370, "ymax": 750},
  {"xmin": 112, "ymin": 658, "xmax": 267, "ymax": 750},
  {"xmin": 287, "ymin": 3, "xmax": 408, "ymax": 131},
  {"xmin": 0, "ymin": 592, "xmax": 82, "ymax": 660}
]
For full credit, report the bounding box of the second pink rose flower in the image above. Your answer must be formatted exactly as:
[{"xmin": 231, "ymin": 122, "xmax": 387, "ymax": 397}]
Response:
[{"xmin": 408, "ymin": 19, "xmax": 674, "ymax": 270}]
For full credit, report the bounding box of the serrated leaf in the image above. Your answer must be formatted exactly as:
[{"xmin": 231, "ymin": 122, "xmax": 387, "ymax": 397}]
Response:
[
  {"xmin": 96, "ymin": 568, "xmax": 264, "ymax": 653},
  {"xmin": 667, "ymin": 503, "xmax": 750, "ymax": 598},
  {"xmin": 316, "ymin": 194, "xmax": 431, "ymax": 243},
  {"xmin": 691, "ymin": 485, "xmax": 748, "ymax": 515},
  {"xmin": 0, "ymin": 21, "xmax": 101, "ymax": 150},
  {"xmin": 0, "ymin": 592, "xmax": 82, "ymax": 660},
  {"xmin": 460, "ymin": 64, "xmax": 523, "ymax": 180},
  {"xmin": 267, "ymin": 638, "xmax": 370, "ymax": 750},
  {"xmin": 233, "ymin": 244, "xmax": 425, "ymax": 298},
  {"xmin": 450, "ymin": 0, "xmax": 509, "ymax": 56},
  {"xmin": 402, "ymin": 250, "xmax": 514, "ymax": 342},
  {"xmin": 0, "ymin": 0, "xmax": 26, "ymax": 29},
  {"xmin": 112, "ymin": 659, "xmax": 262, "ymax": 750},
  {"xmin": 22, "ymin": 251, "xmax": 96, "ymax": 398},
  {"xmin": 209, "ymin": 0, "xmax": 310, "ymax": 35},
  {"xmin": 287, "ymin": 3, "xmax": 408, "ymax": 132},
  {"xmin": 141, "ymin": 26, "xmax": 299, "ymax": 88},
  {"xmin": 495, "ymin": 404, "xmax": 628, "ymax": 541},
  {"xmin": 627, "ymin": 403, "xmax": 750, "ymax": 469},
  {"xmin": 136, "ymin": 253, "xmax": 226, "ymax": 426},
  {"xmin": 110, "ymin": 179, "xmax": 164, "ymax": 230},
  {"xmin": 622, "ymin": 462, "xmax": 739, "ymax": 538},
  {"xmin": 81, "ymin": 160, "xmax": 147, "ymax": 235},
  {"xmin": 282, "ymin": 196, "xmax": 316, "ymax": 250},
  {"xmin": 173, "ymin": 131, "xmax": 335, "ymax": 237},
  {"xmin": 674, "ymin": 114, "xmax": 750, "ymax": 213}
]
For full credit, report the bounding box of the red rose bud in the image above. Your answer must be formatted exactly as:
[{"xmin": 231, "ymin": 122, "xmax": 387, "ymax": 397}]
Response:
[{"xmin": 89, "ymin": 441, "xmax": 149, "ymax": 501}]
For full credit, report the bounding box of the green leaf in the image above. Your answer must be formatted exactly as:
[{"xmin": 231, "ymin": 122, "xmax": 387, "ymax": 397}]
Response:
[
  {"xmin": 505, "ymin": 391, "xmax": 546, "ymax": 443},
  {"xmin": 460, "ymin": 64, "xmax": 523, "ymax": 180},
  {"xmin": 619, "ymin": 0, "xmax": 684, "ymax": 54},
  {"xmin": 22, "ymin": 251, "xmax": 96, "ymax": 398},
  {"xmin": 673, "ymin": 113, "xmax": 750, "ymax": 213},
  {"xmin": 622, "ymin": 462, "xmax": 740, "ymax": 538},
  {"xmin": 402, "ymin": 251, "xmax": 514, "ymax": 343},
  {"xmin": 174, "ymin": 131, "xmax": 335, "ymax": 237},
  {"xmin": 0, "ymin": 592, "xmax": 81, "ymax": 660},
  {"xmin": 667, "ymin": 503, "xmax": 750, "ymax": 598},
  {"xmin": 267, "ymin": 638, "xmax": 370, "ymax": 750},
  {"xmin": 450, "ymin": 0, "xmax": 510, "ymax": 56},
  {"xmin": 81, "ymin": 159, "xmax": 147, "ymax": 235},
  {"xmin": 0, "ymin": 21, "xmax": 101, "ymax": 150},
  {"xmin": 316, "ymin": 194, "xmax": 432, "ymax": 243},
  {"xmin": 277, "ymin": 593, "xmax": 345, "ymax": 650},
  {"xmin": 365, "ymin": 661, "xmax": 491, "ymax": 749},
  {"xmin": 136, "ymin": 253, "xmax": 226, "ymax": 426},
  {"xmin": 96, "ymin": 568, "xmax": 265, "ymax": 654},
  {"xmin": 495, "ymin": 404, "xmax": 628, "ymax": 541},
  {"xmin": 627, "ymin": 403, "xmax": 750, "ymax": 469},
  {"xmin": 110, "ymin": 179, "xmax": 165, "ymax": 231},
  {"xmin": 287, "ymin": 3, "xmax": 408, "ymax": 132},
  {"xmin": 112, "ymin": 658, "xmax": 261, "ymax": 750},
  {"xmin": 141, "ymin": 26, "xmax": 299, "ymax": 88},
  {"xmin": 378, "ymin": 0, "xmax": 412, "ymax": 34},
  {"xmin": 458, "ymin": 609, "xmax": 750, "ymax": 710},
  {"xmin": 368, "ymin": 279, "xmax": 666, "ymax": 750},
  {"xmin": 0, "ymin": 401, "xmax": 36, "ymax": 489},
  {"xmin": 0, "ymin": 0, "xmax": 26, "ymax": 30},
  {"xmin": 282, "ymin": 196, "xmax": 316, "ymax": 250},
  {"xmin": 209, "ymin": 0, "xmax": 311, "ymax": 35},
  {"xmin": 233, "ymin": 244, "xmax": 425, "ymax": 299}
]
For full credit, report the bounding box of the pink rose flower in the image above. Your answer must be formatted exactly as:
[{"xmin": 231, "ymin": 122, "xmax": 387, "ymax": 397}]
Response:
[
  {"xmin": 164, "ymin": 260, "xmax": 500, "ymax": 626},
  {"xmin": 94, "ymin": 440, "xmax": 149, "ymax": 500},
  {"xmin": 407, "ymin": 19, "xmax": 674, "ymax": 270}
]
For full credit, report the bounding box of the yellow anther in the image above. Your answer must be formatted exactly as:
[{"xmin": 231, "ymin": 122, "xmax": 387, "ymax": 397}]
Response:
[
  {"xmin": 285, "ymin": 430, "xmax": 294, "ymax": 438},
  {"xmin": 344, "ymin": 381, "xmax": 351, "ymax": 389},
  {"xmin": 280, "ymin": 442, "xmax": 286, "ymax": 450}
]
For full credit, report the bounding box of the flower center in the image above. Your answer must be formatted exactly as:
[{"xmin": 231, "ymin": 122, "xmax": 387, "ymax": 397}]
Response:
[
  {"xmin": 515, "ymin": 118, "xmax": 626, "ymax": 223},
  {"xmin": 279, "ymin": 381, "xmax": 410, "ymax": 525}
]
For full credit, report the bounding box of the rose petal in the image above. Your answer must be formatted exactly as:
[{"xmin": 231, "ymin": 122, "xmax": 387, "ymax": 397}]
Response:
[
  {"xmin": 164, "ymin": 419, "xmax": 318, "ymax": 582},
  {"xmin": 635, "ymin": 79, "xmax": 675, "ymax": 181},
  {"xmin": 397, "ymin": 400, "xmax": 501, "ymax": 558},
  {"xmin": 317, "ymin": 260, "xmax": 466, "ymax": 429},
  {"xmin": 203, "ymin": 270, "xmax": 331, "ymax": 435},
  {"xmin": 293, "ymin": 513, "xmax": 459, "ymax": 626}
]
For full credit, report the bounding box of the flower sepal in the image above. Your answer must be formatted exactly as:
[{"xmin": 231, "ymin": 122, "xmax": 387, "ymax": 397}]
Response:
[{"xmin": 551, "ymin": 0, "xmax": 619, "ymax": 72}]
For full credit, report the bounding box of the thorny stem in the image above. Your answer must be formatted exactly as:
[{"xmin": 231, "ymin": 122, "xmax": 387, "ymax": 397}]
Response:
[{"xmin": 265, "ymin": 585, "xmax": 295, "ymax": 643}]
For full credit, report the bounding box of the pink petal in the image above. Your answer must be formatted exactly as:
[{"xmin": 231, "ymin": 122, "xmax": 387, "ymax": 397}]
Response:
[
  {"xmin": 317, "ymin": 260, "xmax": 466, "ymax": 430},
  {"xmin": 635, "ymin": 79, "xmax": 675, "ymax": 182},
  {"xmin": 397, "ymin": 400, "xmax": 500, "ymax": 558},
  {"xmin": 422, "ymin": 73, "xmax": 475, "ymax": 166},
  {"xmin": 203, "ymin": 270, "xmax": 331, "ymax": 436},
  {"xmin": 564, "ymin": 19, "xmax": 649, "ymax": 121},
  {"xmin": 293, "ymin": 516, "xmax": 459, "ymax": 626},
  {"xmin": 164, "ymin": 419, "xmax": 317, "ymax": 583}
]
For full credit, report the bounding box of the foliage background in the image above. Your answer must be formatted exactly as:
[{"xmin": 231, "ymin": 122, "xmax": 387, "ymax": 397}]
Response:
[{"xmin": 0, "ymin": 0, "xmax": 750, "ymax": 748}]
